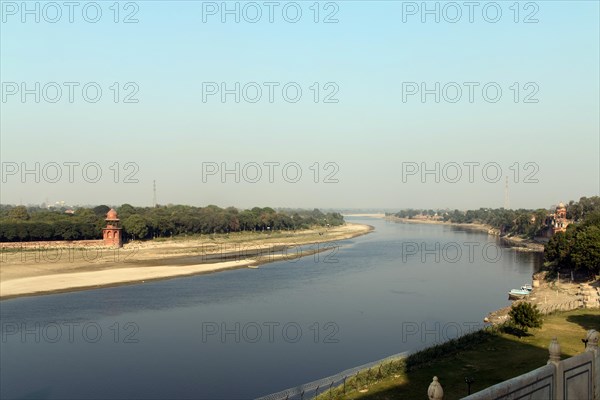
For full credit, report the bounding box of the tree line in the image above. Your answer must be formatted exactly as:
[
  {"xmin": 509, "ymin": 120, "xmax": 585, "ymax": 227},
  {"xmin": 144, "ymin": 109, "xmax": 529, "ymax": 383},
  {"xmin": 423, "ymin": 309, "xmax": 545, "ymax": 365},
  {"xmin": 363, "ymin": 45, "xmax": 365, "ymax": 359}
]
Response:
[
  {"xmin": 390, "ymin": 196, "xmax": 600, "ymax": 275},
  {"xmin": 391, "ymin": 197, "xmax": 600, "ymax": 239},
  {"xmin": 392, "ymin": 207, "xmax": 550, "ymax": 238},
  {"xmin": 0, "ymin": 204, "xmax": 344, "ymax": 242},
  {"xmin": 544, "ymin": 197, "xmax": 600, "ymax": 275}
]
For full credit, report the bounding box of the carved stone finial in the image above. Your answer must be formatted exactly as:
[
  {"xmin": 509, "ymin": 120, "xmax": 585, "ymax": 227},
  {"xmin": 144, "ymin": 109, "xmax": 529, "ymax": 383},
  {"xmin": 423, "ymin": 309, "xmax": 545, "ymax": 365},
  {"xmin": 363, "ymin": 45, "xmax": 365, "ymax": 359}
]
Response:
[
  {"xmin": 548, "ymin": 337, "xmax": 561, "ymax": 364},
  {"xmin": 585, "ymin": 329, "xmax": 599, "ymax": 352},
  {"xmin": 428, "ymin": 376, "xmax": 444, "ymax": 400}
]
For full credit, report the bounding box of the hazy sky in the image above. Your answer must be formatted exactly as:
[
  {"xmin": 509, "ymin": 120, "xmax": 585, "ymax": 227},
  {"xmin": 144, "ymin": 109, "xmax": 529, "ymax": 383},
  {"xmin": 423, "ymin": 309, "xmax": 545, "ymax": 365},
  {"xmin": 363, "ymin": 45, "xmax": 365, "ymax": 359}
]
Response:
[{"xmin": 1, "ymin": 0, "xmax": 599, "ymax": 210}]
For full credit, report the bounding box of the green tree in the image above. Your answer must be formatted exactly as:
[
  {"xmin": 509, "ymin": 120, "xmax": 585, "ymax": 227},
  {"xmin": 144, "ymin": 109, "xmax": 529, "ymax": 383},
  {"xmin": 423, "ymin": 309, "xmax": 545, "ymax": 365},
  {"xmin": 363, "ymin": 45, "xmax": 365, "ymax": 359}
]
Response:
[
  {"xmin": 509, "ymin": 302, "xmax": 543, "ymax": 333},
  {"xmin": 0, "ymin": 222, "xmax": 18, "ymax": 241},
  {"xmin": 117, "ymin": 204, "xmax": 137, "ymax": 219},
  {"xmin": 27, "ymin": 222, "xmax": 54, "ymax": 240},
  {"xmin": 93, "ymin": 205, "xmax": 111, "ymax": 217},
  {"xmin": 123, "ymin": 215, "xmax": 148, "ymax": 240},
  {"xmin": 544, "ymin": 209, "xmax": 600, "ymax": 275},
  {"xmin": 8, "ymin": 205, "xmax": 30, "ymax": 221},
  {"xmin": 570, "ymin": 225, "xmax": 600, "ymax": 275},
  {"xmin": 545, "ymin": 231, "xmax": 571, "ymax": 265},
  {"xmin": 53, "ymin": 220, "xmax": 79, "ymax": 240}
]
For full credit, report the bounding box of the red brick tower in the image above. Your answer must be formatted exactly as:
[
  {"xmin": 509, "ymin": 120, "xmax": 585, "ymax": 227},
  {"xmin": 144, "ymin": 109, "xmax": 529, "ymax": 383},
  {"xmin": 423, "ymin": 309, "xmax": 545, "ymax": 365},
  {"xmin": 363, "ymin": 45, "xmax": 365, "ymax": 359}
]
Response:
[{"xmin": 103, "ymin": 209, "xmax": 123, "ymax": 247}]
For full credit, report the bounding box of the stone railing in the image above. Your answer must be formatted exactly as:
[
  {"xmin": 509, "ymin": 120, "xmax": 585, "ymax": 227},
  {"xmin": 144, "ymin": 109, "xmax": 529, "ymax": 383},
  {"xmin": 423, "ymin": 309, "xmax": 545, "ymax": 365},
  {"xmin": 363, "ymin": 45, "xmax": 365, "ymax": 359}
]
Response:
[{"xmin": 427, "ymin": 329, "xmax": 599, "ymax": 400}]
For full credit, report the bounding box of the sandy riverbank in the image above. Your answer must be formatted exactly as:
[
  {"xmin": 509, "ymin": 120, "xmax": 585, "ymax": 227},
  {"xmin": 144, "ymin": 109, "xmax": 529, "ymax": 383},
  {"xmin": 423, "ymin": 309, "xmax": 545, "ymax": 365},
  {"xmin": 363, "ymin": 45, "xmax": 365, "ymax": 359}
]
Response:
[
  {"xmin": 485, "ymin": 275, "xmax": 600, "ymax": 325},
  {"xmin": 385, "ymin": 216, "xmax": 545, "ymax": 252},
  {"xmin": 0, "ymin": 223, "xmax": 373, "ymax": 299}
]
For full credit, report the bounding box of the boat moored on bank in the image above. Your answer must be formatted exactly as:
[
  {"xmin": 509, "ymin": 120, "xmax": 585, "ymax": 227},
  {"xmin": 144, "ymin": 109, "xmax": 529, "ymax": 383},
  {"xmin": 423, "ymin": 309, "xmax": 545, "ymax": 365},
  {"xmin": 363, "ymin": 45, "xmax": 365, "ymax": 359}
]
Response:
[{"xmin": 508, "ymin": 284, "xmax": 533, "ymax": 300}]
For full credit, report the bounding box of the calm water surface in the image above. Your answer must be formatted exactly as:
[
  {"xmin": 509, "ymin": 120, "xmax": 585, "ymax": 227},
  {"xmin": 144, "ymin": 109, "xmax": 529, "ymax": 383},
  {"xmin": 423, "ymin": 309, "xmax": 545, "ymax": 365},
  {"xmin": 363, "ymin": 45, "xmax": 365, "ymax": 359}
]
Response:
[{"xmin": 0, "ymin": 217, "xmax": 542, "ymax": 399}]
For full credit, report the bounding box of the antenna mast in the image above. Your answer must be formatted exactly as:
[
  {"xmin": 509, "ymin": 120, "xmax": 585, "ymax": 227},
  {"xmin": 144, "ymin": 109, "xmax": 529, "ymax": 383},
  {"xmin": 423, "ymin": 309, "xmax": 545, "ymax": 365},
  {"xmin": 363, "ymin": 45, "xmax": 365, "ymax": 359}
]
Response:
[
  {"xmin": 153, "ymin": 180, "xmax": 157, "ymax": 207},
  {"xmin": 504, "ymin": 176, "xmax": 510, "ymax": 209}
]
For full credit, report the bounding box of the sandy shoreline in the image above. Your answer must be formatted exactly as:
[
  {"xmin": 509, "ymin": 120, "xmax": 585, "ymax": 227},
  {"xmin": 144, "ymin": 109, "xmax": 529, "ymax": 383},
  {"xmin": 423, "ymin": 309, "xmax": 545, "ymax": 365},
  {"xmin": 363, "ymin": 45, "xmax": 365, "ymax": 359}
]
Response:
[
  {"xmin": 0, "ymin": 223, "xmax": 373, "ymax": 300},
  {"xmin": 385, "ymin": 216, "xmax": 545, "ymax": 252}
]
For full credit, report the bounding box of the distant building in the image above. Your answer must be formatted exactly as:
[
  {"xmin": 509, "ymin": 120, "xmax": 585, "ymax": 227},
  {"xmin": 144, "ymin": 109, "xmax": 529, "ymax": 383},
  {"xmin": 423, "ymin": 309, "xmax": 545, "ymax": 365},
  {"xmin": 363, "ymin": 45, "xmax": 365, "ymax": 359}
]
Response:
[
  {"xmin": 102, "ymin": 209, "xmax": 123, "ymax": 247},
  {"xmin": 544, "ymin": 202, "xmax": 572, "ymax": 237}
]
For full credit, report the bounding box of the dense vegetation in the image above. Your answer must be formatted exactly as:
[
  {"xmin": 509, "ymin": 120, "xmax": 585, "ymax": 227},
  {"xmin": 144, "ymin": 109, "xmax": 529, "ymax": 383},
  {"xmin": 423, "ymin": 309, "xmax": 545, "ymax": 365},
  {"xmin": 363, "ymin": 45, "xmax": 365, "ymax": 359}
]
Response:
[
  {"xmin": 393, "ymin": 207, "xmax": 550, "ymax": 238},
  {"xmin": 0, "ymin": 204, "xmax": 344, "ymax": 242},
  {"xmin": 544, "ymin": 209, "xmax": 600, "ymax": 276},
  {"xmin": 392, "ymin": 196, "xmax": 600, "ymax": 239}
]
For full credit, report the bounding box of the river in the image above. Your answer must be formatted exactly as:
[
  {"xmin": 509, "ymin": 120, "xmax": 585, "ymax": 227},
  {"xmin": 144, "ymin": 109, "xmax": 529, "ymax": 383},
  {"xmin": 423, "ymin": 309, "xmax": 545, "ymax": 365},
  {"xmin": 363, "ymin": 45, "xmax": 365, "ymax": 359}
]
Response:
[{"xmin": 0, "ymin": 217, "xmax": 542, "ymax": 399}]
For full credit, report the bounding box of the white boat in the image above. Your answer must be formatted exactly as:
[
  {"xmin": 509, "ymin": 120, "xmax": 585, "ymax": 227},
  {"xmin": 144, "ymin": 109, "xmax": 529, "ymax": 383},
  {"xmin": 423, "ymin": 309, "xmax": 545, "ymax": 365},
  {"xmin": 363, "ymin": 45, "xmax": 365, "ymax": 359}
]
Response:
[{"xmin": 508, "ymin": 289, "xmax": 531, "ymax": 300}]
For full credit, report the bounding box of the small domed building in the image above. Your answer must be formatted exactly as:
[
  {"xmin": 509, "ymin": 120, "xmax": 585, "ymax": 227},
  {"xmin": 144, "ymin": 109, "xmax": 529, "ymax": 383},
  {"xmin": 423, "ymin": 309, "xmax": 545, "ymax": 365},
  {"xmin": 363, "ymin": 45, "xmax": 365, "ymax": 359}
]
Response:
[
  {"xmin": 102, "ymin": 209, "xmax": 123, "ymax": 247},
  {"xmin": 543, "ymin": 202, "xmax": 572, "ymax": 237}
]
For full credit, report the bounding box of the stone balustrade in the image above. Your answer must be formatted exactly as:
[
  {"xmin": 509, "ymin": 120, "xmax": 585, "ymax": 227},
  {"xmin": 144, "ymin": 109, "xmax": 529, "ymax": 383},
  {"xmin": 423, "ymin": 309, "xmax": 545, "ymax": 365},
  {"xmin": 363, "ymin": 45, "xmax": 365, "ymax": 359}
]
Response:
[{"xmin": 428, "ymin": 329, "xmax": 599, "ymax": 400}]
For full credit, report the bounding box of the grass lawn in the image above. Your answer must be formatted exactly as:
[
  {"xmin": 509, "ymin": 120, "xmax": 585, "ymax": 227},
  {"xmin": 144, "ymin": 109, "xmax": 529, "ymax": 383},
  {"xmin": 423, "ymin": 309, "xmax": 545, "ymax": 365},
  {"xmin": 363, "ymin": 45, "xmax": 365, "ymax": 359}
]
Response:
[{"xmin": 321, "ymin": 309, "xmax": 599, "ymax": 400}]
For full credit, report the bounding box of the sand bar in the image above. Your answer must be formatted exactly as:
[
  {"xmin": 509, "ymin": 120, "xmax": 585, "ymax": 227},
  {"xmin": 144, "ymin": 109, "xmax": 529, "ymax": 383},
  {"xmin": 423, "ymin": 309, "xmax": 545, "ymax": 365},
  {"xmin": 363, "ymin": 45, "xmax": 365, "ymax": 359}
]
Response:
[{"xmin": 0, "ymin": 223, "xmax": 373, "ymax": 299}]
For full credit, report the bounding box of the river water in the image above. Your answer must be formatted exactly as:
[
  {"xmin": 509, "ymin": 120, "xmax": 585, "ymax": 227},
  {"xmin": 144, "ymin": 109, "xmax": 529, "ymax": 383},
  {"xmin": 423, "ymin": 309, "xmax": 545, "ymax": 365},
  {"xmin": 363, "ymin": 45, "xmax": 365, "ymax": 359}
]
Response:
[{"xmin": 0, "ymin": 217, "xmax": 542, "ymax": 399}]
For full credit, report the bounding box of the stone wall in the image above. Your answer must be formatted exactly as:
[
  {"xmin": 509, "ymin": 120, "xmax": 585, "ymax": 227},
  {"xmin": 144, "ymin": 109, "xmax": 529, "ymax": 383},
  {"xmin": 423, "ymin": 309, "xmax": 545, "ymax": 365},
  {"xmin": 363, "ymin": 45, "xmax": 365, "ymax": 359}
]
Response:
[{"xmin": 0, "ymin": 240, "xmax": 106, "ymax": 249}]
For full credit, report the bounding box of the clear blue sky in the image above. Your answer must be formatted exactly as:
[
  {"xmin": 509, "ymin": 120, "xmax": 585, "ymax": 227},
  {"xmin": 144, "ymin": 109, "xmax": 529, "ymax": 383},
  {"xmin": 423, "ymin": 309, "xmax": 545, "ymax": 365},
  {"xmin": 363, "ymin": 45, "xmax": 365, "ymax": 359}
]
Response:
[{"xmin": 1, "ymin": 0, "xmax": 599, "ymax": 210}]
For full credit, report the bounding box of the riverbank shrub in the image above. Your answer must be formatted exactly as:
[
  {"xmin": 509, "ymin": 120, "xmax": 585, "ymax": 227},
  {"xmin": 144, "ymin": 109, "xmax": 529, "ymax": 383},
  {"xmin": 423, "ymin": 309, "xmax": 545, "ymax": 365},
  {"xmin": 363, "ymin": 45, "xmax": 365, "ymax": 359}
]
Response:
[{"xmin": 508, "ymin": 302, "xmax": 543, "ymax": 334}]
